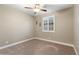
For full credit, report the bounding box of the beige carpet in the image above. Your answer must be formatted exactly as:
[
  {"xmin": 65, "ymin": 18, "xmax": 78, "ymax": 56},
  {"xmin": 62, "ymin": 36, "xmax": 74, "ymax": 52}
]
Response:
[{"xmin": 0, "ymin": 39, "xmax": 76, "ymax": 55}]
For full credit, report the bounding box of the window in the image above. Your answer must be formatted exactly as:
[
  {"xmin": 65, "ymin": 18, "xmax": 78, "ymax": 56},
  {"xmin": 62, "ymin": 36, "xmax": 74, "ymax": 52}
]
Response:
[{"xmin": 42, "ymin": 16, "xmax": 55, "ymax": 32}]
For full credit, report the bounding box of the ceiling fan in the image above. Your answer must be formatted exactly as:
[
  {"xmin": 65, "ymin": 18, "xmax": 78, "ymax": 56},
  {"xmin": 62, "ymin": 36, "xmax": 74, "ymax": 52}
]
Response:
[{"xmin": 24, "ymin": 4, "xmax": 47, "ymax": 14}]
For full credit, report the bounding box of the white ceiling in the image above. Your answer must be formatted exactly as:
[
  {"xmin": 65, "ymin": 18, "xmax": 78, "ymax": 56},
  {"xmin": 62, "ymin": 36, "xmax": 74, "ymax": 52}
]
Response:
[{"xmin": 3, "ymin": 4, "xmax": 73, "ymax": 16}]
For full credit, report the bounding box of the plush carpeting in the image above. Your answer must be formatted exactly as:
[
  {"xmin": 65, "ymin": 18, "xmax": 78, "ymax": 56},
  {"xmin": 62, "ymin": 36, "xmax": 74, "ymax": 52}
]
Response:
[{"xmin": 0, "ymin": 39, "xmax": 76, "ymax": 55}]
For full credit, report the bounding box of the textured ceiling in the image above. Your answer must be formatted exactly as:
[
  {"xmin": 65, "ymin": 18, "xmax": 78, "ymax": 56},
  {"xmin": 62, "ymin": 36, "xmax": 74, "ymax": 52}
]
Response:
[
  {"xmin": 16, "ymin": 4, "xmax": 73, "ymax": 16},
  {"xmin": 0, "ymin": 4, "xmax": 73, "ymax": 16}
]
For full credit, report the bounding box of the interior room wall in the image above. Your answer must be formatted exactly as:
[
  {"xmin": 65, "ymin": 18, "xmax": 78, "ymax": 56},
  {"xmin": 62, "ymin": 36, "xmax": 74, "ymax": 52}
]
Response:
[
  {"xmin": 34, "ymin": 7, "xmax": 73, "ymax": 45},
  {"xmin": 0, "ymin": 5, "xmax": 74, "ymax": 48},
  {"xmin": 0, "ymin": 5, "xmax": 34, "ymax": 47},
  {"xmin": 74, "ymin": 5, "xmax": 79, "ymax": 54}
]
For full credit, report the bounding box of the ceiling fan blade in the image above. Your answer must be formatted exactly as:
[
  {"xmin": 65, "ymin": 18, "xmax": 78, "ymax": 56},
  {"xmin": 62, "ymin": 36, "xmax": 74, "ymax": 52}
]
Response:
[
  {"xmin": 41, "ymin": 9, "xmax": 47, "ymax": 12},
  {"xmin": 24, "ymin": 7, "xmax": 33, "ymax": 9}
]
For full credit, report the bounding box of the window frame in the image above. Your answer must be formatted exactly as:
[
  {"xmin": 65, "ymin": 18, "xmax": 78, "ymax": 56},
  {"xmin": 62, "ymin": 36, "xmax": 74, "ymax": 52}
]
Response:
[{"xmin": 42, "ymin": 16, "xmax": 55, "ymax": 32}]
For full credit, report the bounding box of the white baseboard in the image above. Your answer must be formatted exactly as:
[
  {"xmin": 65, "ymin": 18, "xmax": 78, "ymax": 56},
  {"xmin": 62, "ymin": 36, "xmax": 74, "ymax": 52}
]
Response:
[
  {"xmin": 73, "ymin": 46, "xmax": 78, "ymax": 55},
  {"xmin": 0, "ymin": 37, "xmax": 74, "ymax": 49},
  {"xmin": 0, "ymin": 37, "xmax": 77, "ymax": 55},
  {"xmin": 33, "ymin": 37, "xmax": 78, "ymax": 54},
  {"xmin": 0, "ymin": 38, "xmax": 33, "ymax": 50},
  {"xmin": 33, "ymin": 37, "xmax": 79, "ymax": 54},
  {"xmin": 33, "ymin": 37, "xmax": 74, "ymax": 47},
  {"xmin": 0, "ymin": 37, "xmax": 73, "ymax": 50}
]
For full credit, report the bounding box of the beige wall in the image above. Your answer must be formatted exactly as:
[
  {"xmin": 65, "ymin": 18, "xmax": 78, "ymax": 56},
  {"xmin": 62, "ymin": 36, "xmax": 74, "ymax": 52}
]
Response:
[
  {"xmin": 34, "ymin": 7, "xmax": 73, "ymax": 45},
  {"xmin": 74, "ymin": 5, "xmax": 79, "ymax": 54},
  {"xmin": 0, "ymin": 5, "xmax": 74, "ymax": 47},
  {"xmin": 0, "ymin": 5, "xmax": 34, "ymax": 46}
]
